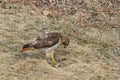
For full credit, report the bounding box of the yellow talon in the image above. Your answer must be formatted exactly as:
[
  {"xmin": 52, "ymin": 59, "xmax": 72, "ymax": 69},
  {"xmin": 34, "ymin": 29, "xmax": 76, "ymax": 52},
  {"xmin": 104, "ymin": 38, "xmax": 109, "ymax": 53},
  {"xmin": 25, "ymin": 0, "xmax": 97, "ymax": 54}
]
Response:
[
  {"xmin": 51, "ymin": 56, "xmax": 57, "ymax": 64},
  {"xmin": 50, "ymin": 51, "xmax": 58, "ymax": 65}
]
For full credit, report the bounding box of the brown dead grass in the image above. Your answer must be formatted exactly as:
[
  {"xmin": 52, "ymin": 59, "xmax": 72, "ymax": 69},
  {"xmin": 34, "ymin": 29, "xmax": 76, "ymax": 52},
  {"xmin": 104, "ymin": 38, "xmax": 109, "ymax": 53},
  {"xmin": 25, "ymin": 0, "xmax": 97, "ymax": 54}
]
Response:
[{"xmin": 0, "ymin": 0, "xmax": 120, "ymax": 80}]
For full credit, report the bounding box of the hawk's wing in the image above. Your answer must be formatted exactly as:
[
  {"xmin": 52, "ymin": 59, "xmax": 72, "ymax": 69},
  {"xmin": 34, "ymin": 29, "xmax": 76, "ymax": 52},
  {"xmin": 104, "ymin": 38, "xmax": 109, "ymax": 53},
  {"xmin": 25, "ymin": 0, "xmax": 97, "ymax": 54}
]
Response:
[{"xmin": 30, "ymin": 33, "xmax": 59, "ymax": 48}]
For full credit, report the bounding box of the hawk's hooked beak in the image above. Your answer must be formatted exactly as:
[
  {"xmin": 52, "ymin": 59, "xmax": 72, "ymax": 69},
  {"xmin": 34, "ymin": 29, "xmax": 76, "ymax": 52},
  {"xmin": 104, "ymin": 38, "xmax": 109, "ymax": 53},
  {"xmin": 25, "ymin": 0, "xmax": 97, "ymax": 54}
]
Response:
[{"xmin": 20, "ymin": 48, "xmax": 31, "ymax": 53}]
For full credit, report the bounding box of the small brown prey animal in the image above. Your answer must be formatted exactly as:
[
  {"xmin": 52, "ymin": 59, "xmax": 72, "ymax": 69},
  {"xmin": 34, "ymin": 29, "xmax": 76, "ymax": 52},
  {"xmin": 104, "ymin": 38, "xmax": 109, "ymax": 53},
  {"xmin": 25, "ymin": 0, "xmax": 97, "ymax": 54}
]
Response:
[{"xmin": 21, "ymin": 32, "xmax": 69, "ymax": 66}]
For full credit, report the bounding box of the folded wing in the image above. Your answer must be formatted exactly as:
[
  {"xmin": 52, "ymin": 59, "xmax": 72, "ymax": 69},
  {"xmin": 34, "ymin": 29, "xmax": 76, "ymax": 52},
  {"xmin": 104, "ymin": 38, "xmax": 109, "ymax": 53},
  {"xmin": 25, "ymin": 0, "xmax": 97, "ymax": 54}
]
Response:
[{"xmin": 30, "ymin": 33, "xmax": 59, "ymax": 49}]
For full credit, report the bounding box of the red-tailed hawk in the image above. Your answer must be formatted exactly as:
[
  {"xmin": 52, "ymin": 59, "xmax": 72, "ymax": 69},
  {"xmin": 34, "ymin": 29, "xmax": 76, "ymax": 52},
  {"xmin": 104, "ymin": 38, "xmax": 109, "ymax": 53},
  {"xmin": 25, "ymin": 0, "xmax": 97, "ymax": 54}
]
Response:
[{"xmin": 21, "ymin": 32, "xmax": 69, "ymax": 65}]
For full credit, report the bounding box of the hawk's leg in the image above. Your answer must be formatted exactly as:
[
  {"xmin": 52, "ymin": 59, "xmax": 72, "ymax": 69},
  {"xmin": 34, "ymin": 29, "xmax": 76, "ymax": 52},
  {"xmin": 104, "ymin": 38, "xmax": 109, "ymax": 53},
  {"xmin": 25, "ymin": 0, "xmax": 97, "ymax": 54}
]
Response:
[
  {"xmin": 46, "ymin": 50, "xmax": 60, "ymax": 67},
  {"xmin": 50, "ymin": 50, "xmax": 57, "ymax": 65}
]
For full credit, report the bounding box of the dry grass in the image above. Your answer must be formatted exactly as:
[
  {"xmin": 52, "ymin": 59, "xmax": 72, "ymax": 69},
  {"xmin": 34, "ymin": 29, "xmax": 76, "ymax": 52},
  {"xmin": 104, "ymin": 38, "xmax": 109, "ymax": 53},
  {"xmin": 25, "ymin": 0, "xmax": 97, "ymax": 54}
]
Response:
[{"xmin": 0, "ymin": 0, "xmax": 120, "ymax": 80}]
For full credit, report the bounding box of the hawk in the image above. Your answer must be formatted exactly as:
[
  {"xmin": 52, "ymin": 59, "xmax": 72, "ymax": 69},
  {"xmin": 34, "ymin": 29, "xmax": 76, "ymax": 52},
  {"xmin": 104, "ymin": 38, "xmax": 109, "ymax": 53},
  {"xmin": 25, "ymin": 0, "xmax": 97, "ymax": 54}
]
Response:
[{"xmin": 21, "ymin": 32, "xmax": 69, "ymax": 65}]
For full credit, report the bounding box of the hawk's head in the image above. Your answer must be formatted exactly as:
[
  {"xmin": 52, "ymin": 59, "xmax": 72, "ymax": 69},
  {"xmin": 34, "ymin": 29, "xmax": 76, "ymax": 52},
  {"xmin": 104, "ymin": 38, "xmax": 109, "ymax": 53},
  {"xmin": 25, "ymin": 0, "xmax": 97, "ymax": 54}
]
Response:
[{"xmin": 62, "ymin": 37, "xmax": 69, "ymax": 48}]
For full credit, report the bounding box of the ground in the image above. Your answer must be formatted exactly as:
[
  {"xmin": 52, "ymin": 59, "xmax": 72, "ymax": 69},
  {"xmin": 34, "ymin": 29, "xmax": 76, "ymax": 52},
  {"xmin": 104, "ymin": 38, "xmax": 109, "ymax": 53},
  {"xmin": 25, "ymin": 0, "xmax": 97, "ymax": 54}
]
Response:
[{"xmin": 0, "ymin": 0, "xmax": 120, "ymax": 80}]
